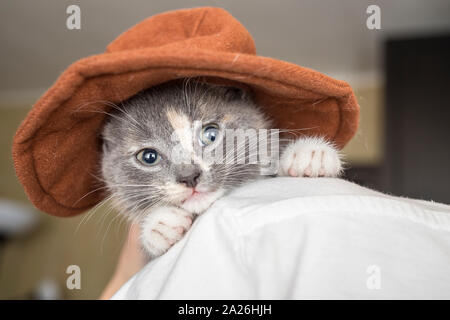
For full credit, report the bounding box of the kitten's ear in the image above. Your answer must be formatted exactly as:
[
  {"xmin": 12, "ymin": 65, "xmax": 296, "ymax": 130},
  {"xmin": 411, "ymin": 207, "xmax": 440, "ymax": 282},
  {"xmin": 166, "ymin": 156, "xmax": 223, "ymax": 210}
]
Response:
[
  {"xmin": 101, "ymin": 137, "xmax": 112, "ymax": 153},
  {"xmin": 221, "ymin": 86, "xmax": 249, "ymax": 101}
]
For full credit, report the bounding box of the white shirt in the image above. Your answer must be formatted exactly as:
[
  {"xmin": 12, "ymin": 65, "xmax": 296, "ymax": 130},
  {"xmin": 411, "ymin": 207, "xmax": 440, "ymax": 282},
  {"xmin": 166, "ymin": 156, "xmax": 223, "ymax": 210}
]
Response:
[{"xmin": 112, "ymin": 177, "xmax": 450, "ymax": 299}]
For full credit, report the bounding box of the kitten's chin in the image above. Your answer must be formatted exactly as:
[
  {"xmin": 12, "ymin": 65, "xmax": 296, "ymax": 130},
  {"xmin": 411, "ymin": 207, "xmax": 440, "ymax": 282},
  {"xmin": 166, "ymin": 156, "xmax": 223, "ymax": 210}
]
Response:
[{"xmin": 180, "ymin": 188, "xmax": 225, "ymax": 214}]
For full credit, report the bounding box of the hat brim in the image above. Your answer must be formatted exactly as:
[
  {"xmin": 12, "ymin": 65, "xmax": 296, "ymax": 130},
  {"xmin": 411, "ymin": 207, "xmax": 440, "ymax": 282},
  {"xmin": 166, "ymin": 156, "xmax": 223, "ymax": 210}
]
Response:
[{"xmin": 13, "ymin": 47, "xmax": 359, "ymax": 217}]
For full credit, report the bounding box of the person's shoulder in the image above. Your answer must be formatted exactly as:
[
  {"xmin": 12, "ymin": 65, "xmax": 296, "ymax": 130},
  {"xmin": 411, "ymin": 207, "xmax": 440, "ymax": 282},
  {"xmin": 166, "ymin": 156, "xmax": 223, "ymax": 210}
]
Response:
[
  {"xmin": 212, "ymin": 177, "xmax": 381, "ymax": 220},
  {"xmin": 211, "ymin": 177, "xmax": 450, "ymax": 233}
]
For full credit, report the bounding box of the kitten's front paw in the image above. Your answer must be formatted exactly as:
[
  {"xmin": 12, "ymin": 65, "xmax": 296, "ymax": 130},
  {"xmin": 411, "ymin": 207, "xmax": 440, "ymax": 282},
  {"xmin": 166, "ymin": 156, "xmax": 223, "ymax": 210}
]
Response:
[
  {"xmin": 140, "ymin": 206, "xmax": 193, "ymax": 257},
  {"xmin": 279, "ymin": 137, "xmax": 342, "ymax": 177}
]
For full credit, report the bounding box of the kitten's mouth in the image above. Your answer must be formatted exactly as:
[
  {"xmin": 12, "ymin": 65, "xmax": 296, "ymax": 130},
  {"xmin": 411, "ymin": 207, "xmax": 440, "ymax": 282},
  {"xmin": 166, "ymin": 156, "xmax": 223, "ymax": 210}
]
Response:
[
  {"xmin": 180, "ymin": 187, "xmax": 224, "ymax": 214},
  {"xmin": 182, "ymin": 189, "xmax": 210, "ymax": 203}
]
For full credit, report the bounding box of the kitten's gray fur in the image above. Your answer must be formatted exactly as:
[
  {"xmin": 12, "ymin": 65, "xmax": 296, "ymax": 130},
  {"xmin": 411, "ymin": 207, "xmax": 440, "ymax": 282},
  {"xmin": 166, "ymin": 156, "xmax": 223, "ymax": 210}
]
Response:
[
  {"xmin": 101, "ymin": 79, "xmax": 341, "ymax": 257},
  {"xmin": 101, "ymin": 80, "xmax": 269, "ymax": 216}
]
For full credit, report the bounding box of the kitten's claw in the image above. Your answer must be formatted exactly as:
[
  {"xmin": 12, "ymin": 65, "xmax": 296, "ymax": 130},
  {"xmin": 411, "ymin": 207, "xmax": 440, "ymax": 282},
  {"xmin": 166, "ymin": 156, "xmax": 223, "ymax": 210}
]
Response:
[
  {"xmin": 140, "ymin": 206, "xmax": 193, "ymax": 257},
  {"xmin": 279, "ymin": 137, "xmax": 342, "ymax": 178}
]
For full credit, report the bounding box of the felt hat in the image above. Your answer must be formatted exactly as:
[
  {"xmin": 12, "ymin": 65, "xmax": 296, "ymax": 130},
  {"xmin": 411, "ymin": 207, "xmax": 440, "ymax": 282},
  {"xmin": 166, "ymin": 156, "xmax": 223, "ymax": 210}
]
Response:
[{"xmin": 12, "ymin": 7, "xmax": 359, "ymax": 217}]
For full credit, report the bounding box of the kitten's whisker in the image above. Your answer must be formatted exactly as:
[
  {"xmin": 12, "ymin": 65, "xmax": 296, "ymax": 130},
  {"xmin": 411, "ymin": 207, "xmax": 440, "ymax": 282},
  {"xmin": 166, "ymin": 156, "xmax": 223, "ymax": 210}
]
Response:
[
  {"xmin": 100, "ymin": 210, "xmax": 126, "ymax": 254},
  {"xmin": 74, "ymin": 193, "xmax": 116, "ymax": 235},
  {"xmin": 72, "ymin": 100, "xmax": 144, "ymax": 132},
  {"xmin": 99, "ymin": 100, "xmax": 143, "ymax": 128},
  {"xmin": 73, "ymin": 185, "xmax": 114, "ymax": 206}
]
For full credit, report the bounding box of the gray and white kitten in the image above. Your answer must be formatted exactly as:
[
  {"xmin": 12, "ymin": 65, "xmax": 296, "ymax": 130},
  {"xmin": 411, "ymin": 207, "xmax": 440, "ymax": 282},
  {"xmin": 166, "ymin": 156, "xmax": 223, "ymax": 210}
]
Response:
[{"xmin": 101, "ymin": 80, "xmax": 342, "ymax": 257}]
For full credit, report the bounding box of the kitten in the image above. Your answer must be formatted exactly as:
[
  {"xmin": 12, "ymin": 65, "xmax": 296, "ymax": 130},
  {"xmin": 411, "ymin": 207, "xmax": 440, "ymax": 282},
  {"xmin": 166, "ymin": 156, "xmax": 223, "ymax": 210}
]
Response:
[{"xmin": 101, "ymin": 80, "xmax": 342, "ymax": 257}]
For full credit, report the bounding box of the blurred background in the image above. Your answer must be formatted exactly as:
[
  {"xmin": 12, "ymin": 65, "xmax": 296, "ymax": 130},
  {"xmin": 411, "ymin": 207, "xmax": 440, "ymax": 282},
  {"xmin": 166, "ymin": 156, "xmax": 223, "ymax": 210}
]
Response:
[{"xmin": 0, "ymin": 0, "xmax": 449, "ymax": 299}]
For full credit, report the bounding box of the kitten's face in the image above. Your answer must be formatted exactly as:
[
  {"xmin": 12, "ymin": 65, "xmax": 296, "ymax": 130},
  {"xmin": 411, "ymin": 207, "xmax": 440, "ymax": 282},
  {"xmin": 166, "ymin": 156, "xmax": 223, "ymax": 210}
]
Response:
[{"xmin": 101, "ymin": 80, "xmax": 269, "ymax": 218}]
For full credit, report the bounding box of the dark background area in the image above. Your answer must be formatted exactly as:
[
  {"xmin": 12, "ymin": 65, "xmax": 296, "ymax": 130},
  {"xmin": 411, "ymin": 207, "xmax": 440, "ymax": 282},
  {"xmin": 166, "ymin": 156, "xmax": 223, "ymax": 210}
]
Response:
[{"xmin": 346, "ymin": 34, "xmax": 450, "ymax": 204}]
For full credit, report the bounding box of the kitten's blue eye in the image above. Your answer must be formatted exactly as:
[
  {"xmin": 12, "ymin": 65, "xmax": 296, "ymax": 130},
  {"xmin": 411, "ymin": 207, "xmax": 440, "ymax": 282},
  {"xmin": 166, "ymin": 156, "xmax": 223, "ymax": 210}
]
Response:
[
  {"xmin": 136, "ymin": 148, "xmax": 160, "ymax": 166},
  {"xmin": 200, "ymin": 123, "xmax": 220, "ymax": 146}
]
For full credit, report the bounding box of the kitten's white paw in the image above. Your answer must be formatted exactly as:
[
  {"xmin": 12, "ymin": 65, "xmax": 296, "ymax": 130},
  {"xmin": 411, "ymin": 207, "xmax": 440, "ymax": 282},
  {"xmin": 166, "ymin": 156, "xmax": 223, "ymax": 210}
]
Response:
[
  {"xmin": 279, "ymin": 137, "xmax": 342, "ymax": 178},
  {"xmin": 140, "ymin": 206, "xmax": 193, "ymax": 257}
]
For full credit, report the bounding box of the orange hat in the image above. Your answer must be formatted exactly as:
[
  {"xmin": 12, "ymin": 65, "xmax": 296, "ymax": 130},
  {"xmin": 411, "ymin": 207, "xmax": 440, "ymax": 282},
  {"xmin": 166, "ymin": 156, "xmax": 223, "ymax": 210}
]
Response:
[{"xmin": 12, "ymin": 7, "xmax": 359, "ymax": 217}]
